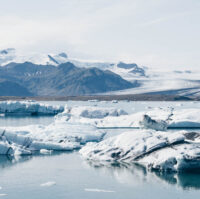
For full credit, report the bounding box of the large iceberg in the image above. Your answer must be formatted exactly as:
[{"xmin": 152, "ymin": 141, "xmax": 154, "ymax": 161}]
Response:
[
  {"xmin": 80, "ymin": 130, "xmax": 200, "ymax": 172},
  {"xmin": 0, "ymin": 101, "xmax": 64, "ymax": 116},
  {"xmin": 55, "ymin": 106, "xmax": 172, "ymax": 129},
  {"xmin": 0, "ymin": 121, "xmax": 105, "ymax": 155},
  {"xmin": 65, "ymin": 107, "xmax": 200, "ymax": 130}
]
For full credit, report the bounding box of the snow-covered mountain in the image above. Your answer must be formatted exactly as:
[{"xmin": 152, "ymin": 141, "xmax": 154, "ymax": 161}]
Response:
[
  {"xmin": 0, "ymin": 48, "xmax": 146, "ymax": 81},
  {"xmin": 1, "ymin": 48, "xmax": 200, "ymax": 97}
]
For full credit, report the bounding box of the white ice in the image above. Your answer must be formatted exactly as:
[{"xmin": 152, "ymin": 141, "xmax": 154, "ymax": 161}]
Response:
[
  {"xmin": 40, "ymin": 181, "xmax": 56, "ymax": 187},
  {"xmin": 0, "ymin": 101, "xmax": 64, "ymax": 115},
  {"xmin": 84, "ymin": 188, "xmax": 115, "ymax": 193},
  {"xmin": 64, "ymin": 107, "xmax": 200, "ymax": 130},
  {"xmin": 0, "ymin": 120, "xmax": 105, "ymax": 155},
  {"xmin": 80, "ymin": 130, "xmax": 200, "ymax": 172}
]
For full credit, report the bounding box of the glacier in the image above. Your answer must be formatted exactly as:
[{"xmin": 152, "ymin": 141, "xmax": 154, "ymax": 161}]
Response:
[{"xmin": 0, "ymin": 101, "xmax": 64, "ymax": 115}]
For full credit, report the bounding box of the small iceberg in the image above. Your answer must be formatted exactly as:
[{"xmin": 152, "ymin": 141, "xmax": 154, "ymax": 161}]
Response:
[
  {"xmin": 40, "ymin": 181, "xmax": 56, "ymax": 187},
  {"xmin": 58, "ymin": 106, "xmax": 127, "ymax": 119},
  {"xmin": 84, "ymin": 188, "xmax": 115, "ymax": 193},
  {"xmin": 139, "ymin": 115, "xmax": 168, "ymax": 131},
  {"xmin": 55, "ymin": 106, "xmax": 128, "ymax": 125},
  {"xmin": 0, "ymin": 101, "xmax": 64, "ymax": 116}
]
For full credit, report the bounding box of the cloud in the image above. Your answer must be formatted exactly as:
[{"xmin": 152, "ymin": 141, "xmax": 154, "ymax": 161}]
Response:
[
  {"xmin": 140, "ymin": 11, "xmax": 192, "ymax": 27},
  {"xmin": 0, "ymin": 0, "xmax": 199, "ymax": 69}
]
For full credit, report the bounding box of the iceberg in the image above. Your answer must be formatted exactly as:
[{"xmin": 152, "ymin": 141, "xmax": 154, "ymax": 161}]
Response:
[
  {"xmin": 139, "ymin": 115, "xmax": 168, "ymax": 131},
  {"xmin": 56, "ymin": 106, "xmax": 172, "ymax": 129},
  {"xmin": 60, "ymin": 106, "xmax": 127, "ymax": 119},
  {"xmin": 169, "ymin": 109, "xmax": 200, "ymax": 128},
  {"xmin": 138, "ymin": 108, "xmax": 200, "ymax": 129},
  {"xmin": 0, "ymin": 121, "xmax": 105, "ymax": 155},
  {"xmin": 0, "ymin": 101, "xmax": 64, "ymax": 116},
  {"xmin": 66, "ymin": 107, "xmax": 200, "ymax": 130},
  {"xmin": 55, "ymin": 106, "xmax": 128, "ymax": 125},
  {"xmin": 80, "ymin": 130, "xmax": 200, "ymax": 172}
]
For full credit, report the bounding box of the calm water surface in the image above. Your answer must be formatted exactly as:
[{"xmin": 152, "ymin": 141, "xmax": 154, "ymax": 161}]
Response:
[{"xmin": 0, "ymin": 101, "xmax": 200, "ymax": 199}]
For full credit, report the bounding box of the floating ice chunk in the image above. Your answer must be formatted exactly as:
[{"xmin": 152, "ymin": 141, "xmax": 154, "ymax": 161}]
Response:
[
  {"xmin": 40, "ymin": 181, "xmax": 56, "ymax": 187},
  {"xmin": 88, "ymin": 99, "xmax": 99, "ymax": 102},
  {"xmin": 40, "ymin": 149, "xmax": 52, "ymax": 154},
  {"xmin": 139, "ymin": 115, "xmax": 168, "ymax": 131},
  {"xmin": 0, "ymin": 101, "xmax": 64, "ymax": 116},
  {"xmin": 84, "ymin": 188, "xmax": 115, "ymax": 193},
  {"xmin": 80, "ymin": 130, "xmax": 200, "ymax": 171}
]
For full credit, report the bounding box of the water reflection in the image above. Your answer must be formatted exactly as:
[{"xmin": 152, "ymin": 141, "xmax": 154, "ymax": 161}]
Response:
[
  {"xmin": 0, "ymin": 115, "xmax": 54, "ymax": 126},
  {"xmin": 0, "ymin": 151, "xmax": 73, "ymax": 170},
  {"xmin": 85, "ymin": 160, "xmax": 200, "ymax": 190},
  {"xmin": 0, "ymin": 155, "xmax": 32, "ymax": 169}
]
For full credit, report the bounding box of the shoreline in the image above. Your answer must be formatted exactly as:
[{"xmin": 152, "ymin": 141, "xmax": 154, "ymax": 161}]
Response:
[{"xmin": 0, "ymin": 94, "xmax": 195, "ymax": 101}]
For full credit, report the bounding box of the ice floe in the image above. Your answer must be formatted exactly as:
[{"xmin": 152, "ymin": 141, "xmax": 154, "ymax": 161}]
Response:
[
  {"xmin": 80, "ymin": 130, "xmax": 200, "ymax": 172},
  {"xmin": 0, "ymin": 101, "xmax": 64, "ymax": 116}
]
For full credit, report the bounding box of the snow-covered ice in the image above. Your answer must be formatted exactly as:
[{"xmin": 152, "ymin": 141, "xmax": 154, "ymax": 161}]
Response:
[
  {"xmin": 57, "ymin": 106, "xmax": 127, "ymax": 119},
  {"xmin": 64, "ymin": 107, "xmax": 200, "ymax": 129},
  {"xmin": 0, "ymin": 121, "xmax": 105, "ymax": 155},
  {"xmin": 80, "ymin": 130, "xmax": 200, "ymax": 172},
  {"xmin": 0, "ymin": 101, "xmax": 64, "ymax": 116},
  {"xmin": 139, "ymin": 114, "xmax": 168, "ymax": 131},
  {"xmin": 55, "ymin": 106, "xmax": 128, "ymax": 125}
]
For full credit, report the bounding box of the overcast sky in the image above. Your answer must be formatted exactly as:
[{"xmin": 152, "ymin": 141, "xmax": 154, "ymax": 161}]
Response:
[{"xmin": 0, "ymin": 0, "xmax": 199, "ymax": 69}]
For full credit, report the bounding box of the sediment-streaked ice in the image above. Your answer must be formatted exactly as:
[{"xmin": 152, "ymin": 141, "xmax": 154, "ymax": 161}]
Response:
[
  {"xmin": 80, "ymin": 130, "xmax": 200, "ymax": 172},
  {"xmin": 0, "ymin": 101, "xmax": 64, "ymax": 115}
]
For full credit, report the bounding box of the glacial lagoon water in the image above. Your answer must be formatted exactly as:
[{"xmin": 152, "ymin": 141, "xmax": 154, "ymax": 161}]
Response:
[{"xmin": 1, "ymin": 101, "xmax": 200, "ymax": 199}]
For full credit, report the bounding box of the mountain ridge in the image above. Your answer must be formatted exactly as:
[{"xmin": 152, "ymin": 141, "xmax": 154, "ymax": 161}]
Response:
[{"xmin": 0, "ymin": 61, "xmax": 137, "ymax": 96}]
